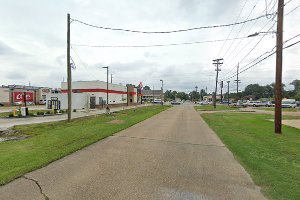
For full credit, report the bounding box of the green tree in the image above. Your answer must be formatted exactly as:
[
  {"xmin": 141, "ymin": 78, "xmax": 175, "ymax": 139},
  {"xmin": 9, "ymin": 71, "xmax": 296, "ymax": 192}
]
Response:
[
  {"xmin": 290, "ymin": 79, "xmax": 300, "ymax": 92},
  {"xmin": 143, "ymin": 86, "xmax": 151, "ymax": 90}
]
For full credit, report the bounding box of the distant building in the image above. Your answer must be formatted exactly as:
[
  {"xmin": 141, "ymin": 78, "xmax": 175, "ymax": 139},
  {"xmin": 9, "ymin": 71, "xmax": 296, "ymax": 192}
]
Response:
[
  {"xmin": 141, "ymin": 90, "xmax": 164, "ymax": 102},
  {"xmin": 203, "ymin": 95, "xmax": 222, "ymax": 102},
  {"xmin": 0, "ymin": 85, "xmax": 51, "ymax": 106},
  {"xmin": 46, "ymin": 81, "xmax": 140, "ymax": 110}
]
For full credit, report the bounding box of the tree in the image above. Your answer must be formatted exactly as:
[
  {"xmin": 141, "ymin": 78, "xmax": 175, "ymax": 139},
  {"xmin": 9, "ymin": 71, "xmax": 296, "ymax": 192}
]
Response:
[
  {"xmin": 290, "ymin": 79, "xmax": 300, "ymax": 92},
  {"xmin": 244, "ymin": 84, "xmax": 264, "ymax": 99},
  {"xmin": 189, "ymin": 91, "xmax": 200, "ymax": 101},
  {"xmin": 143, "ymin": 86, "xmax": 150, "ymax": 90}
]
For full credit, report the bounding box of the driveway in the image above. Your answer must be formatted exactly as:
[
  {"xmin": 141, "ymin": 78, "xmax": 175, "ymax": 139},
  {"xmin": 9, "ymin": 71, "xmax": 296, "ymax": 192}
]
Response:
[{"xmin": 0, "ymin": 105, "xmax": 266, "ymax": 200}]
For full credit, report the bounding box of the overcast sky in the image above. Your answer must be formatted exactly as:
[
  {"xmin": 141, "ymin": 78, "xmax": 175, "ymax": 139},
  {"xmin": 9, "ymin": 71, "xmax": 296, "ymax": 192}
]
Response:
[{"xmin": 0, "ymin": 0, "xmax": 299, "ymax": 93}]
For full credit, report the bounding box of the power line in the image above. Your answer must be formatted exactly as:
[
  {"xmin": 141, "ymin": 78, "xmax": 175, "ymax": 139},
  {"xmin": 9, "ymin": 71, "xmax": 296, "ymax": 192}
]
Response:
[
  {"xmin": 285, "ymin": 3, "xmax": 300, "ymax": 15},
  {"xmin": 222, "ymin": 0, "xmax": 261, "ymax": 59},
  {"xmin": 71, "ymin": 35, "xmax": 260, "ymax": 48},
  {"xmin": 222, "ymin": 38, "xmax": 300, "ymax": 81},
  {"xmin": 70, "ymin": 13, "xmax": 274, "ymax": 34},
  {"xmin": 216, "ymin": 0, "xmax": 249, "ymax": 57},
  {"xmin": 220, "ymin": 21, "xmax": 276, "ymax": 79}
]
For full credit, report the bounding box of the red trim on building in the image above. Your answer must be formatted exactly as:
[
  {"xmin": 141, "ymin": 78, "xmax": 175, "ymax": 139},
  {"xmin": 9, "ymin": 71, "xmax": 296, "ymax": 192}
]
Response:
[
  {"xmin": 129, "ymin": 92, "xmax": 137, "ymax": 95},
  {"xmin": 61, "ymin": 89, "xmax": 127, "ymax": 94}
]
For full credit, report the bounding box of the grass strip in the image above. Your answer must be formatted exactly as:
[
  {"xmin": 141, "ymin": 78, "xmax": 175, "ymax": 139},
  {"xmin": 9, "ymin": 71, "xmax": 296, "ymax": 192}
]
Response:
[
  {"xmin": 0, "ymin": 105, "xmax": 169, "ymax": 185},
  {"xmin": 201, "ymin": 112, "xmax": 300, "ymax": 200}
]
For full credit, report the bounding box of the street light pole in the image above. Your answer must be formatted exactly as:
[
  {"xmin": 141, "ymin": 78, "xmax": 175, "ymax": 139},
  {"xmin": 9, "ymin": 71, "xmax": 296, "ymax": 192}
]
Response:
[
  {"xmin": 102, "ymin": 66, "xmax": 109, "ymax": 111},
  {"xmin": 227, "ymin": 81, "xmax": 230, "ymax": 106}
]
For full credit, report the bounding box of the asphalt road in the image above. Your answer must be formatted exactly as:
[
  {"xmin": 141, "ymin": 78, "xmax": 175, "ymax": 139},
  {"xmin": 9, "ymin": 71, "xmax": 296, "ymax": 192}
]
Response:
[{"xmin": 0, "ymin": 105, "xmax": 266, "ymax": 200}]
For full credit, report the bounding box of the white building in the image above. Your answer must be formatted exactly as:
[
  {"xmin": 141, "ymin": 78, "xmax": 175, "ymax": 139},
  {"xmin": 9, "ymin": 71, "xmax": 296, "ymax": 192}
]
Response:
[{"xmin": 46, "ymin": 81, "xmax": 138, "ymax": 110}]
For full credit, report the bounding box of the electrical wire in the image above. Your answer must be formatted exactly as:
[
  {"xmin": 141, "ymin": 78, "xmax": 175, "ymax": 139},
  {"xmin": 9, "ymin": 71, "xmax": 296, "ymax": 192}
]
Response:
[
  {"xmin": 285, "ymin": 3, "xmax": 300, "ymax": 15},
  {"xmin": 221, "ymin": 37, "xmax": 300, "ymax": 81},
  {"xmin": 71, "ymin": 36, "xmax": 260, "ymax": 48},
  {"xmin": 216, "ymin": 0, "xmax": 249, "ymax": 57},
  {"xmin": 70, "ymin": 13, "xmax": 274, "ymax": 34}
]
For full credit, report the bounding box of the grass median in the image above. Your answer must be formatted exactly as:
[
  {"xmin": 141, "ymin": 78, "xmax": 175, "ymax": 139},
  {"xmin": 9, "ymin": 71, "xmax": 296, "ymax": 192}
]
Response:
[
  {"xmin": 0, "ymin": 105, "xmax": 169, "ymax": 185},
  {"xmin": 201, "ymin": 112, "xmax": 300, "ymax": 200},
  {"xmin": 195, "ymin": 104, "xmax": 239, "ymax": 111}
]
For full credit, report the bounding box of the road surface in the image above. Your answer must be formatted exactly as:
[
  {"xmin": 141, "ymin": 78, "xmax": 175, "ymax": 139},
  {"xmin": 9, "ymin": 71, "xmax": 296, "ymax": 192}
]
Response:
[{"xmin": 0, "ymin": 105, "xmax": 266, "ymax": 200}]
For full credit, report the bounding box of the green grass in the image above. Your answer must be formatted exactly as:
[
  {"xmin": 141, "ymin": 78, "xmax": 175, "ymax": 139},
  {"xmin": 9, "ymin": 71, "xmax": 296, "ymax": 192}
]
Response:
[
  {"xmin": 0, "ymin": 109, "xmax": 50, "ymax": 117},
  {"xmin": 195, "ymin": 104, "xmax": 239, "ymax": 111},
  {"xmin": 256, "ymin": 107, "xmax": 300, "ymax": 112},
  {"xmin": 201, "ymin": 112, "xmax": 300, "ymax": 200},
  {"xmin": 0, "ymin": 105, "xmax": 169, "ymax": 185}
]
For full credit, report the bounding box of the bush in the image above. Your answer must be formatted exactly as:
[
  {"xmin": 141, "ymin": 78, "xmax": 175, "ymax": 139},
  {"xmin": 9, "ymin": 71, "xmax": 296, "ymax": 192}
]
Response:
[
  {"xmin": 8, "ymin": 113, "xmax": 14, "ymax": 118},
  {"xmin": 46, "ymin": 111, "xmax": 51, "ymax": 115},
  {"xmin": 73, "ymin": 109, "xmax": 77, "ymax": 112},
  {"xmin": 28, "ymin": 112, "xmax": 34, "ymax": 116}
]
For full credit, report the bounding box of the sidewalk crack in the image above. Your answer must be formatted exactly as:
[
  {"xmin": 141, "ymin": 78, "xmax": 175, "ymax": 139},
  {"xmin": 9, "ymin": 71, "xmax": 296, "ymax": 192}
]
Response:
[{"xmin": 23, "ymin": 176, "xmax": 49, "ymax": 200}]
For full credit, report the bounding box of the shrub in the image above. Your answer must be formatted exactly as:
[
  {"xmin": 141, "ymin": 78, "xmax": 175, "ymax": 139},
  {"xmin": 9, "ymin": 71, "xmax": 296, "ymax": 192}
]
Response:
[{"xmin": 8, "ymin": 113, "xmax": 14, "ymax": 118}]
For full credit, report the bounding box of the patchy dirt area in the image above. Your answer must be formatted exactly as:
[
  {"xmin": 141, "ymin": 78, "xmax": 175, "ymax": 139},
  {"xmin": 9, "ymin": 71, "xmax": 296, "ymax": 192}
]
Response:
[
  {"xmin": 0, "ymin": 129, "xmax": 28, "ymax": 142},
  {"xmin": 106, "ymin": 119, "xmax": 125, "ymax": 124}
]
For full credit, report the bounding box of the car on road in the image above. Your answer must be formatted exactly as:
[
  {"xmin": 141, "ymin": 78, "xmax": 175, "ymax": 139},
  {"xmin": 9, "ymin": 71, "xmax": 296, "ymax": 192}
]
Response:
[
  {"xmin": 197, "ymin": 101, "xmax": 208, "ymax": 105},
  {"xmin": 245, "ymin": 100, "xmax": 263, "ymax": 107},
  {"xmin": 282, "ymin": 99, "xmax": 297, "ymax": 108},
  {"xmin": 266, "ymin": 100, "xmax": 275, "ymax": 107},
  {"xmin": 221, "ymin": 101, "xmax": 231, "ymax": 105},
  {"xmin": 153, "ymin": 99, "xmax": 162, "ymax": 104},
  {"xmin": 171, "ymin": 100, "xmax": 181, "ymax": 105}
]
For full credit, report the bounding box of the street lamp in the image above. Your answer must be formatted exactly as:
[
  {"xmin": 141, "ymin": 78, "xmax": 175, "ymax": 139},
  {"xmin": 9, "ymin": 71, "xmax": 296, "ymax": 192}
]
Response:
[
  {"xmin": 247, "ymin": 31, "xmax": 276, "ymax": 37},
  {"xmin": 160, "ymin": 79, "xmax": 164, "ymax": 105},
  {"xmin": 102, "ymin": 66, "xmax": 109, "ymax": 111}
]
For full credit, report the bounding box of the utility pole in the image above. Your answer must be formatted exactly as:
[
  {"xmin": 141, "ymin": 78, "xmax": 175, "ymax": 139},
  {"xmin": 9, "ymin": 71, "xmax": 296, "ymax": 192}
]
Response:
[
  {"xmin": 102, "ymin": 66, "xmax": 109, "ymax": 111},
  {"xmin": 160, "ymin": 79, "xmax": 164, "ymax": 105},
  {"xmin": 213, "ymin": 58, "xmax": 223, "ymax": 108},
  {"xmin": 275, "ymin": 0, "xmax": 284, "ymax": 134},
  {"xmin": 234, "ymin": 63, "xmax": 241, "ymax": 99},
  {"xmin": 220, "ymin": 81, "xmax": 223, "ymax": 103},
  {"xmin": 195, "ymin": 86, "xmax": 198, "ymax": 102},
  {"xmin": 67, "ymin": 13, "xmax": 72, "ymax": 122},
  {"xmin": 227, "ymin": 81, "xmax": 230, "ymax": 106},
  {"xmin": 111, "ymin": 73, "xmax": 113, "ymax": 84},
  {"xmin": 152, "ymin": 86, "xmax": 154, "ymax": 102}
]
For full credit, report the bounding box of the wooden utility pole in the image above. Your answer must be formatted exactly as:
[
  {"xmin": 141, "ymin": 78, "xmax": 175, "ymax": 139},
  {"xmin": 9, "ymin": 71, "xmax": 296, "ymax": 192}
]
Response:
[
  {"xmin": 227, "ymin": 81, "xmax": 230, "ymax": 106},
  {"xmin": 275, "ymin": 0, "xmax": 284, "ymax": 134},
  {"xmin": 67, "ymin": 13, "xmax": 72, "ymax": 122},
  {"xmin": 111, "ymin": 73, "xmax": 113, "ymax": 84},
  {"xmin": 234, "ymin": 63, "xmax": 241, "ymax": 99},
  {"xmin": 220, "ymin": 81, "xmax": 223, "ymax": 103},
  {"xmin": 213, "ymin": 58, "xmax": 223, "ymax": 108}
]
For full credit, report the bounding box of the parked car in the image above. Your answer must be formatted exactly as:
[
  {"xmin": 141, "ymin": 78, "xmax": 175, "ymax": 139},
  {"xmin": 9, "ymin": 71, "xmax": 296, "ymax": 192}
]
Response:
[
  {"xmin": 260, "ymin": 101, "xmax": 269, "ymax": 107},
  {"xmin": 153, "ymin": 99, "xmax": 162, "ymax": 104},
  {"xmin": 266, "ymin": 100, "xmax": 275, "ymax": 107},
  {"xmin": 246, "ymin": 100, "xmax": 263, "ymax": 107},
  {"xmin": 282, "ymin": 99, "xmax": 297, "ymax": 108},
  {"xmin": 171, "ymin": 100, "xmax": 181, "ymax": 105},
  {"xmin": 221, "ymin": 101, "xmax": 231, "ymax": 105},
  {"xmin": 198, "ymin": 101, "xmax": 208, "ymax": 105}
]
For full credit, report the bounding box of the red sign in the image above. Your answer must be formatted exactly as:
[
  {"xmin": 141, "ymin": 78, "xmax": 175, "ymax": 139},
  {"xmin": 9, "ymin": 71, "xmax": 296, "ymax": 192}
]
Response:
[{"xmin": 13, "ymin": 92, "xmax": 34, "ymax": 102}]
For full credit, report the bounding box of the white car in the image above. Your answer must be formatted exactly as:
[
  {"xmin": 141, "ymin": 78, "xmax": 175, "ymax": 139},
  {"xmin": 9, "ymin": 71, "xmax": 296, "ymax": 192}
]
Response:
[
  {"xmin": 282, "ymin": 99, "xmax": 297, "ymax": 108},
  {"xmin": 198, "ymin": 101, "xmax": 208, "ymax": 105},
  {"xmin": 153, "ymin": 99, "xmax": 162, "ymax": 104},
  {"xmin": 246, "ymin": 100, "xmax": 263, "ymax": 107}
]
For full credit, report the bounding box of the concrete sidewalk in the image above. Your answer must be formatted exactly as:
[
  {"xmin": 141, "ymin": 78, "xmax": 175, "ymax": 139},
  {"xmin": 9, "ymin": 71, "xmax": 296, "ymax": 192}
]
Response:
[
  {"xmin": 0, "ymin": 105, "xmax": 147, "ymax": 130},
  {"xmin": 0, "ymin": 105, "xmax": 266, "ymax": 200}
]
